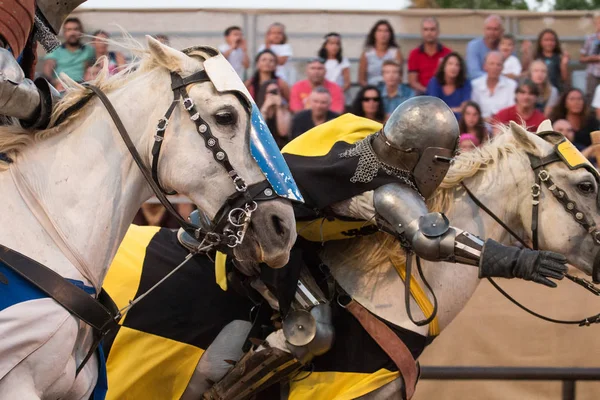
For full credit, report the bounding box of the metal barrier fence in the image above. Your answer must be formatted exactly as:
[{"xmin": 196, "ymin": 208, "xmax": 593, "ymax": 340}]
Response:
[{"xmin": 419, "ymin": 366, "xmax": 600, "ymax": 400}]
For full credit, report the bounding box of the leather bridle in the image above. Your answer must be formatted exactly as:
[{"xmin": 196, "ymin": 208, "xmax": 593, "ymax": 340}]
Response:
[
  {"xmin": 85, "ymin": 69, "xmax": 278, "ymax": 254},
  {"xmin": 461, "ymin": 133, "xmax": 600, "ymax": 327}
]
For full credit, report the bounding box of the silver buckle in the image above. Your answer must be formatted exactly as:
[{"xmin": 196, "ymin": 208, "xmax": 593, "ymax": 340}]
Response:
[
  {"xmin": 539, "ymin": 170, "xmax": 550, "ymax": 182},
  {"xmin": 156, "ymin": 118, "xmax": 169, "ymax": 132}
]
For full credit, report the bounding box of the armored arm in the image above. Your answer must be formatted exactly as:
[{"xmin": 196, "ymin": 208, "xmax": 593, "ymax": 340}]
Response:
[
  {"xmin": 0, "ymin": 48, "xmax": 57, "ymax": 129},
  {"xmin": 373, "ymin": 183, "xmax": 567, "ymax": 287}
]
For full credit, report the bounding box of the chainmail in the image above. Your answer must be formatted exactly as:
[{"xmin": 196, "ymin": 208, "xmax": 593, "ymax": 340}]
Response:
[
  {"xmin": 339, "ymin": 136, "xmax": 418, "ymax": 192},
  {"xmin": 34, "ymin": 13, "xmax": 61, "ymax": 53}
]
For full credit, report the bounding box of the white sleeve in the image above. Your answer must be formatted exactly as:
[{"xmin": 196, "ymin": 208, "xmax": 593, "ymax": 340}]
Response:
[
  {"xmin": 277, "ymin": 44, "xmax": 293, "ymax": 57},
  {"xmin": 502, "ymin": 56, "xmax": 522, "ymax": 75},
  {"xmin": 218, "ymin": 44, "xmax": 230, "ymax": 53},
  {"xmin": 340, "ymin": 57, "xmax": 351, "ymax": 69},
  {"xmin": 592, "ymin": 85, "xmax": 600, "ymax": 109}
]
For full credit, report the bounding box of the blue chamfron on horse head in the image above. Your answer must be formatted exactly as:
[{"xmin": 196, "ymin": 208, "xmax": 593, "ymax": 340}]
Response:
[{"xmin": 201, "ymin": 53, "xmax": 304, "ymax": 203}]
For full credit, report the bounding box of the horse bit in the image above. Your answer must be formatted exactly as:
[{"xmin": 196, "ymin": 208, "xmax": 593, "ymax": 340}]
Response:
[{"xmin": 461, "ymin": 133, "xmax": 600, "ymax": 327}]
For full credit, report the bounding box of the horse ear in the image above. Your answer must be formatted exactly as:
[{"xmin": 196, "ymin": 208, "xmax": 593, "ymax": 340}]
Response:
[
  {"xmin": 146, "ymin": 35, "xmax": 193, "ymax": 74},
  {"xmin": 536, "ymin": 119, "xmax": 553, "ymax": 134},
  {"xmin": 509, "ymin": 121, "xmax": 541, "ymax": 155}
]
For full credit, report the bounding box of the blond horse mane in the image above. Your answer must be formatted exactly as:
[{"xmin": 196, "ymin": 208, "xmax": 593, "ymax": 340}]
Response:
[
  {"xmin": 321, "ymin": 125, "xmax": 533, "ymax": 271},
  {"xmin": 0, "ymin": 34, "xmax": 215, "ymax": 172}
]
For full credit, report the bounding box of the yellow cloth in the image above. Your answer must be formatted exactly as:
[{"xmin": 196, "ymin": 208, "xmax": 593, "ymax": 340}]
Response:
[
  {"xmin": 289, "ymin": 368, "xmax": 399, "ymax": 400},
  {"xmin": 282, "ymin": 113, "xmax": 382, "ymax": 157},
  {"xmin": 391, "ymin": 258, "xmax": 440, "ymax": 337}
]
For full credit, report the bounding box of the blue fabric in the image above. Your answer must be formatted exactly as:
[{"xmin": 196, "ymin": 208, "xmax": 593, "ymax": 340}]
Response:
[
  {"xmin": 91, "ymin": 344, "xmax": 108, "ymax": 400},
  {"xmin": 0, "ymin": 261, "xmax": 106, "ymax": 400},
  {"xmin": 378, "ymin": 83, "xmax": 415, "ymax": 115},
  {"xmin": 466, "ymin": 38, "xmax": 490, "ymax": 80},
  {"xmin": 0, "ymin": 262, "xmax": 47, "ymax": 311},
  {"xmin": 249, "ymin": 103, "xmax": 304, "ymax": 202},
  {"xmin": 425, "ymin": 77, "xmax": 472, "ymax": 120}
]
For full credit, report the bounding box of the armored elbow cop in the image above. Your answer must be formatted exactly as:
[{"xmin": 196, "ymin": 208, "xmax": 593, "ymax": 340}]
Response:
[{"xmin": 402, "ymin": 212, "xmax": 484, "ymax": 266}]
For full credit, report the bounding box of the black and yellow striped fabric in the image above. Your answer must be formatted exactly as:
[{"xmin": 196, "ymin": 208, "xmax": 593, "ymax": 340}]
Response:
[
  {"xmin": 280, "ymin": 114, "xmax": 400, "ymax": 243},
  {"xmin": 102, "ymin": 225, "xmax": 254, "ymax": 400}
]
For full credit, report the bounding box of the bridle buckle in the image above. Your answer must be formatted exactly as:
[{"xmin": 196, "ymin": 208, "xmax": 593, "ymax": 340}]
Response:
[
  {"xmin": 538, "ymin": 170, "xmax": 550, "ymax": 182},
  {"xmin": 531, "ymin": 183, "xmax": 541, "ymax": 198},
  {"xmin": 156, "ymin": 118, "xmax": 169, "ymax": 132}
]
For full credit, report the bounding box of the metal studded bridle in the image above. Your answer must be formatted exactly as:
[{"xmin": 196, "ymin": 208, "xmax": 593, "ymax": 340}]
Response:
[
  {"xmin": 461, "ymin": 132, "xmax": 600, "ymax": 326},
  {"xmin": 85, "ymin": 69, "xmax": 278, "ymax": 254}
]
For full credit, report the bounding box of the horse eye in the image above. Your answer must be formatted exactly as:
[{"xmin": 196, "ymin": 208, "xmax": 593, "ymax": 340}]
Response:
[
  {"xmin": 577, "ymin": 181, "xmax": 595, "ymax": 194},
  {"xmin": 214, "ymin": 111, "xmax": 236, "ymax": 126}
]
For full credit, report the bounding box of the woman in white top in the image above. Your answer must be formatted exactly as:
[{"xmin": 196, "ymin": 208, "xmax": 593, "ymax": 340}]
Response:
[
  {"xmin": 257, "ymin": 22, "xmax": 293, "ymax": 83},
  {"xmin": 318, "ymin": 32, "xmax": 351, "ymax": 91},
  {"xmin": 358, "ymin": 19, "xmax": 403, "ymax": 87},
  {"xmin": 528, "ymin": 59, "xmax": 559, "ymax": 117}
]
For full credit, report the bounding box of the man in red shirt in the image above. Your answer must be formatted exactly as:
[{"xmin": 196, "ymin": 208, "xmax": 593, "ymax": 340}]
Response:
[
  {"xmin": 289, "ymin": 58, "xmax": 345, "ymax": 114},
  {"xmin": 407, "ymin": 17, "xmax": 452, "ymax": 95},
  {"xmin": 492, "ymin": 79, "xmax": 546, "ymax": 134}
]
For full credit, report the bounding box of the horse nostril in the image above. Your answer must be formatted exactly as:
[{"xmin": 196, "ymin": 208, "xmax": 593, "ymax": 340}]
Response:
[{"xmin": 271, "ymin": 215, "xmax": 286, "ymax": 236}]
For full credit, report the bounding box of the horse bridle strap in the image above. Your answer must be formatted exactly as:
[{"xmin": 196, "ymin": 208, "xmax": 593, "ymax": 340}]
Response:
[
  {"xmin": 85, "ymin": 69, "xmax": 265, "ymax": 251},
  {"xmin": 460, "ymin": 152, "xmax": 600, "ymax": 327}
]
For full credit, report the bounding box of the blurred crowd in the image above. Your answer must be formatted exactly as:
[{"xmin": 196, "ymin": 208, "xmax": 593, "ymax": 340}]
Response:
[{"xmin": 43, "ymin": 13, "xmax": 600, "ymax": 226}]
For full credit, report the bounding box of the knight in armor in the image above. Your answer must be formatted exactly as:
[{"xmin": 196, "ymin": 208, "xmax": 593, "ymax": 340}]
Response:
[
  {"xmin": 180, "ymin": 97, "xmax": 568, "ymax": 399},
  {"xmin": 0, "ymin": 0, "xmax": 84, "ymax": 130}
]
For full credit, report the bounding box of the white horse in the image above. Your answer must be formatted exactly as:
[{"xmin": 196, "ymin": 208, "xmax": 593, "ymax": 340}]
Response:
[
  {"xmin": 176, "ymin": 121, "xmax": 600, "ymax": 399},
  {"xmin": 0, "ymin": 36, "xmax": 297, "ymax": 399}
]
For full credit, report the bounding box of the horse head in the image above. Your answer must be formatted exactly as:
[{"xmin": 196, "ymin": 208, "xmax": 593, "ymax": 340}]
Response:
[
  {"xmin": 144, "ymin": 37, "xmax": 297, "ymax": 268},
  {"xmin": 504, "ymin": 120, "xmax": 600, "ymax": 281}
]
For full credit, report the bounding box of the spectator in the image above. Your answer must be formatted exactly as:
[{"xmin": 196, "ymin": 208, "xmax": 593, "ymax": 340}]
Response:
[
  {"xmin": 459, "ymin": 133, "xmax": 481, "ymax": 152},
  {"xmin": 407, "ymin": 17, "xmax": 452, "ymax": 95},
  {"xmin": 533, "ymin": 29, "xmax": 569, "ymax": 93},
  {"xmin": 549, "ymin": 88, "xmax": 599, "ymax": 148},
  {"xmin": 593, "ymin": 84, "xmax": 600, "ymax": 121},
  {"xmin": 459, "ymin": 101, "xmax": 489, "ymax": 145},
  {"xmin": 256, "ymin": 79, "xmax": 292, "ymax": 149},
  {"xmin": 245, "ymin": 50, "xmax": 290, "ymax": 102},
  {"xmin": 499, "ymin": 33, "xmax": 522, "ymax": 80},
  {"xmin": 527, "ymin": 60, "xmax": 559, "ymax": 116},
  {"xmin": 318, "ymin": 32, "xmax": 351, "ymax": 91},
  {"xmin": 471, "ymin": 51, "xmax": 516, "ymax": 120},
  {"xmin": 43, "ymin": 17, "xmax": 95, "ymax": 85},
  {"xmin": 553, "ymin": 119, "xmax": 600, "ymax": 162},
  {"xmin": 553, "ymin": 119, "xmax": 575, "ymax": 139},
  {"xmin": 154, "ymin": 34, "xmax": 170, "ymax": 46},
  {"xmin": 426, "ymin": 52, "xmax": 472, "ymax": 120},
  {"xmin": 351, "ymin": 85, "xmax": 386, "ymax": 123},
  {"xmin": 466, "ymin": 15, "xmax": 504, "ymax": 80},
  {"xmin": 290, "ymin": 87, "xmax": 339, "ymax": 140},
  {"xmin": 358, "ymin": 20, "xmax": 403, "ymax": 87},
  {"xmin": 90, "ymin": 30, "xmax": 126, "ymax": 76},
  {"xmin": 219, "ymin": 26, "xmax": 250, "ymax": 78},
  {"xmin": 83, "ymin": 65, "xmax": 101, "ymax": 82},
  {"xmin": 258, "ymin": 22, "xmax": 293, "ymax": 83},
  {"xmin": 289, "ymin": 58, "xmax": 344, "ymax": 114},
  {"xmin": 493, "ymin": 79, "xmax": 546, "ymax": 133},
  {"xmin": 378, "ymin": 59, "xmax": 414, "ymax": 117},
  {"xmin": 580, "ymin": 14, "xmax": 600, "ymax": 103}
]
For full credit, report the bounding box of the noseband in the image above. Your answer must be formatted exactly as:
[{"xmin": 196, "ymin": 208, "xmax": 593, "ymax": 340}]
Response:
[
  {"xmin": 85, "ymin": 70, "xmax": 277, "ymax": 253},
  {"xmin": 461, "ymin": 136, "xmax": 600, "ymax": 327}
]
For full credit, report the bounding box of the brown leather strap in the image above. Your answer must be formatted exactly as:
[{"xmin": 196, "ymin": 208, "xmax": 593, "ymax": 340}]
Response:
[{"xmin": 345, "ymin": 299, "xmax": 418, "ymax": 399}]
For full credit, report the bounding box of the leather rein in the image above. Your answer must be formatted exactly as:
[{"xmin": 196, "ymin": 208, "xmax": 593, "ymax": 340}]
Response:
[{"xmin": 460, "ymin": 149, "xmax": 600, "ymax": 327}]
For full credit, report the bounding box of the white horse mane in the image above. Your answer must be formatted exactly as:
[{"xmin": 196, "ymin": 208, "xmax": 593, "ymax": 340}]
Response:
[
  {"xmin": 0, "ymin": 34, "xmax": 214, "ymax": 172},
  {"xmin": 322, "ymin": 124, "xmax": 536, "ymax": 271}
]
